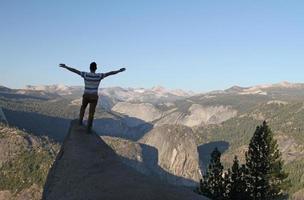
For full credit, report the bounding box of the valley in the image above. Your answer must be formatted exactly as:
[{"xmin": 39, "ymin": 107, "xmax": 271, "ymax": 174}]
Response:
[{"xmin": 1, "ymin": 82, "xmax": 304, "ymax": 199}]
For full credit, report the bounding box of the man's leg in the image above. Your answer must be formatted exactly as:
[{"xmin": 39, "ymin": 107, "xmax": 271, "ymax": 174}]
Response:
[
  {"xmin": 79, "ymin": 95, "xmax": 89, "ymax": 125},
  {"xmin": 87, "ymin": 98, "xmax": 98, "ymax": 130}
]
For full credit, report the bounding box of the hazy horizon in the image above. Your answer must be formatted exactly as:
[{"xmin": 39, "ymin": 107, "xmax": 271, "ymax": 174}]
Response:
[{"xmin": 1, "ymin": 80, "xmax": 302, "ymax": 94}]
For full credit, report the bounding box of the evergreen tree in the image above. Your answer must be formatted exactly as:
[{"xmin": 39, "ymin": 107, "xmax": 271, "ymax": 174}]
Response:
[
  {"xmin": 245, "ymin": 121, "xmax": 288, "ymax": 200},
  {"xmin": 199, "ymin": 148, "xmax": 225, "ymax": 200},
  {"xmin": 228, "ymin": 156, "xmax": 249, "ymax": 200},
  {"xmin": 223, "ymin": 169, "xmax": 231, "ymax": 200}
]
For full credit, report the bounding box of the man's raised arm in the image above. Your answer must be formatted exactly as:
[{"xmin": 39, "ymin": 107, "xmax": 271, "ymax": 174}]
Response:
[
  {"xmin": 104, "ymin": 68, "xmax": 126, "ymax": 78},
  {"xmin": 59, "ymin": 63, "xmax": 81, "ymax": 76}
]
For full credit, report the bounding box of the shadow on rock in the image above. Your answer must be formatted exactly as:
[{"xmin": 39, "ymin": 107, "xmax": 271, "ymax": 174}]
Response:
[
  {"xmin": 118, "ymin": 143, "xmax": 198, "ymax": 187},
  {"xmin": 198, "ymin": 141, "xmax": 229, "ymax": 172},
  {"xmin": 3, "ymin": 108, "xmax": 70, "ymax": 142},
  {"xmin": 94, "ymin": 116, "xmax": 153, "ymax": 141}
]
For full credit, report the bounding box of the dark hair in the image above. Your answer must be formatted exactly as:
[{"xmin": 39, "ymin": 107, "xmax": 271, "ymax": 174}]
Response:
[{"xmin": 90, "ymin": 62, "xmax": 97, "ymax": 72}]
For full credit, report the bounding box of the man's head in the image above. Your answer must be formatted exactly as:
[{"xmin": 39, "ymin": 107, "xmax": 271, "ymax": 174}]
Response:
[{"xmin": 90, "ymin": 62, "xmax": 97, "ymax": 72}]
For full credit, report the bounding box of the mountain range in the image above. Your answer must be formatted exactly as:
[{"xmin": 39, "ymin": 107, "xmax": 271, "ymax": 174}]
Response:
[{"xmin": 1, "ymin": 82, "xmax": 304, "ymax": 199}]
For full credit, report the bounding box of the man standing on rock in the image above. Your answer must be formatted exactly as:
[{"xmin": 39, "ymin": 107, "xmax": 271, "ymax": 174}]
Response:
[{"xmin": 59, "ymin": 62, "xmax": 126, "ymax": 132}]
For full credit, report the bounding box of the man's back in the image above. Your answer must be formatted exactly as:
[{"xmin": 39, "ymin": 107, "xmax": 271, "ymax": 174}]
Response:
[
  {"xmin": 80, "ymin": 72, "xmax": 104, "ymax": 95},
  {"xmin": 59, "ymin": 62, "xmax": 126, "ymax": 131}
]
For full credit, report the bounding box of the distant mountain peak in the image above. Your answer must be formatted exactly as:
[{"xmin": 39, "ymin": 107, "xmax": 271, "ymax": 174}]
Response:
[
  {"xmin": 276, "ymin": 81, "xmax": 300, "ymax": 88},
  {"xmin": 25, "ymin": 84, "xmax": 70, "ymax": 91},
  {"xmin": 0, "ymin": 85, "xmax": 12, "ymax": 92},
  {"xmin": 151, "ymin": 85, "xmax": 166, "ymax": 92},
  {"xmin": 221, "ymin": 81, "xmax": 304, "ymax": 96},
  {"xmin": 150, "ymin": 85, "xmax": 194, "ymax": 96},
  {"xmin": 225, "ymin": 85, "xmax": 247, "ymax": 93},
  {"xmin": 24, "ymin": 84, "xmax": 76, "ymax": 95},
  {"xmin": 22, "ymin": 84, "xmax": 194, "ymax": 97},
  {"xmin": 253, "ymin": 81, "xmax": 301, "ymax": 89}
]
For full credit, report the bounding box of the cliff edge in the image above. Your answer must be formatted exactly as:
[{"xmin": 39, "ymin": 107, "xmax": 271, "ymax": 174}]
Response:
[{"xmin": 43, "ymin": 121, "xmax": 207, "ymax": 200}]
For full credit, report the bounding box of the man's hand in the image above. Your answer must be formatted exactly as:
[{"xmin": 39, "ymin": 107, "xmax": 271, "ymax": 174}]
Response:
[
  {"xmin": 59, "ymin": 63, "xmax": 67, "ymax": 68},
  {"xmin": 119, "ymin": 68, "xmax": 126, "ymax": 72}
]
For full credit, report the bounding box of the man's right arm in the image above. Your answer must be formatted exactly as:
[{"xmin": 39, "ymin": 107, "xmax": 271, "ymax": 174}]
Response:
[{"xmin": 59, "ymin": 63, "xmax": 81, "ymax": 76}]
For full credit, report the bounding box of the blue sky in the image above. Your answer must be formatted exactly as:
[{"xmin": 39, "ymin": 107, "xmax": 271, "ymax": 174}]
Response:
[{"xmin": 0, "ymin": 0, "xmax": 304, "ymax": 92}]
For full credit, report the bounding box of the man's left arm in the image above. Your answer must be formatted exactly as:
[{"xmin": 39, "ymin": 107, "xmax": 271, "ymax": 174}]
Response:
[{"xmin": 103, "ymin": 68, "xmax": 126, "ymax": 78}]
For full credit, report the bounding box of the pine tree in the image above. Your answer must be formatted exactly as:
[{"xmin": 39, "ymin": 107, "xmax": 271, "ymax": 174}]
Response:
[
  {"xmin": 228, "ymin": 156, "xmax": 249, "ymax": 200},
  {"xmin": 245, "ymin": 121, "xmax": 288, "ymax": 200},
  {"xmin": 223, "ymin": 169, "xmax": 231, "ymax": 200},
  {"xmin": 199, "ymin": 148, "xmax": 225, "ymax": 200}
]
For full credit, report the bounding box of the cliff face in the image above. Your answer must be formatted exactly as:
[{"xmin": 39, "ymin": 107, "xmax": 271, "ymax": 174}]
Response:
[
  {"xmin": 43, "ymin": 121, "xmax": 207, "ymax": 200},
  {"xmin": 102, "ymin": 124, "xmax": 202, "ymax": 187},
  {"xmin": 140, "ymin": 125, "xmax": 202, "ymax": 186}
]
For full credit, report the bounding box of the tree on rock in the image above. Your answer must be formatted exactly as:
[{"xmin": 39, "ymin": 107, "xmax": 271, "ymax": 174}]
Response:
[
  {"xmin": 245, "ymin": 121, "xmax": 289, "ymax": 199},
  {"xmin": 199, "ymin": 148, "xmax": 225, "ymax": 200}
]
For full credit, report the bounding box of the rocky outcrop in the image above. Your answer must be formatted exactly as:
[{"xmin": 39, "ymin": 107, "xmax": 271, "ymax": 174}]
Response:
[
  {"xmin": 183, "ymin": 104, "xmax": 237, "ymax": 126},
  {"xmin": 112, "ymin": 102, "xmax": 162, "ymax": 126},
  {"xmin": 156, "ymin": 105, "xmax": 237, "ymax": 127},
  {"xmin": 0, "ymin": 124, "xmax": 59, "ymax": 200},
  {"xmin": 275, "ymin": 135, "xmax": 304, "ymax": 163},
  {"xmin": 292, "ymin": 189, "xmax": 304, "ymax": 200},
  {"xmin": 0, "ymin": 124, "xmax": 58, "ymax": 167},
  {"xmin": 103, "ymin": 132, "xmax": 201, "ymax": 187},
  {"xmin": 14, "ymin": 184, "xmax": 42, "ymax": 200},
  {"xmin": 139, "ymin": 125, "xmax": 202, "ymax": 186},
  {"xmin": 43, "ymin": 121, "xmax": 207, "ymax": 200},
  {"xmin": 94, "ymin": 114, "xmax": 153, "ymax": 140},
  {"xmin": 0, "ymin": 125, "xmax": 31, "ymax": 166},
  {"xmin": 102, "ymin": 136, "xmax": 153, "ymax": 175},
  {"xmin": 100, "ymin": 86, "xmax": 193, "ymax": 105}
]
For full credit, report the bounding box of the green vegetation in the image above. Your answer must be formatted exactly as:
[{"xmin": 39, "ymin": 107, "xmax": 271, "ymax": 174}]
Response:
[
  {"xmin": 199, "ymin": 148, "xmax": 225, "ymax": 199},
  {"xmin": 0, "ymin": 96, "xmax": 113, "ymax": 121},
  {"xmin": 0, "ymin": 97, "xmax": 79, "ymax": 119},
  {"xmin": 2, "ymin": 87, "xmax": 304, "ymax": 198},
  {"xmin": 0, "ymin": 149, "xmax": 55, "ymax": 192},
  {"xmin": 245, "ymin": 122, "xmax": 288, "ymax": 199},
  {"xmin": 196, "ymin": 102, "xmax": 304, "ymax": 197},
  {"xmin": 199, "ymin": 122, "xmax": 289, "ymax": 200},
  {"xmin": 196, "ymin": 115, "xmax": 260, "ymax": 148},
  {"xmin": 228, "ymin": 156, "xmax": 248, "ymax": 199},
  {"xmin": 197, "ymin": 102, "xmax": 304, "ymax": 147},
  {"xmin": 284, "ymin": 159, "xmax": 304, "ymax": 194},
  {"xmin": 0, "ymin": 124, "xmax": 59, "ymax": 193}
]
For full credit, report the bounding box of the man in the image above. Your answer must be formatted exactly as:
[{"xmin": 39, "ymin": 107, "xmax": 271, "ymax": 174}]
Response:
[{"xmin": 59, "ymin": 62, "xmax": 126, "ymax": 132}]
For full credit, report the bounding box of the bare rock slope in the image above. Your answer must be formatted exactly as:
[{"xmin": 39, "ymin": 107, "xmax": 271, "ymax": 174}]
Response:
[
  {"xmin": 140, "ymin": 125, "xmax": 202, "ymax": 186},
  {"xmin": 112, "ymin": 102, "xmax": 237, "ymax": 127},
  {"xmin": 43, "ymin": 121, "xmax": 207, "ymax": 200}
]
